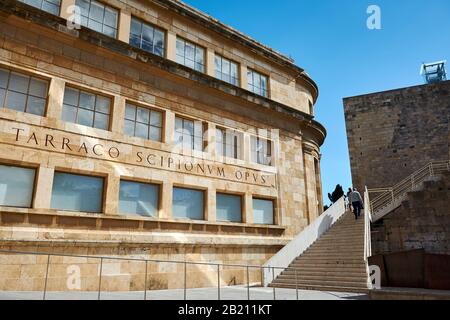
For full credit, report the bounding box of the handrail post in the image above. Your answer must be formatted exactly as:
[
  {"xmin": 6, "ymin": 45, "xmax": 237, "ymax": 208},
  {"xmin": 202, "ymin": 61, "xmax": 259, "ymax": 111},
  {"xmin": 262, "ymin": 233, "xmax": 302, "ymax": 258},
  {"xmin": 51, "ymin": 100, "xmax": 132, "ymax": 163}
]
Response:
[
  {"xmin": 272, "ymin": 267, "xmax": 276, "ymax": 300},
  {"xmin": 98, "ymin": 257, "xmax": 103, "ymax": 300},
  {"xmin": 43, "ymin": 254, "xmax": 50, "ymax": 300},
  {"xmin": 247, "ymin": 266, "xmax": 250, "ymax": 300},
  {"xmin": 217, "ymin": 264, "xmax": 220, "ymax": 301},
  {"xmin": 295, "ymin": 268, "xmax": 299, "ymax": 301},
  {"xmin": 144, "ymin": 261, "xmax": 148, "ymax": 301},
  {"xmin": 184, "ymin": 261, "xmax": 187, "ymax": 301}
]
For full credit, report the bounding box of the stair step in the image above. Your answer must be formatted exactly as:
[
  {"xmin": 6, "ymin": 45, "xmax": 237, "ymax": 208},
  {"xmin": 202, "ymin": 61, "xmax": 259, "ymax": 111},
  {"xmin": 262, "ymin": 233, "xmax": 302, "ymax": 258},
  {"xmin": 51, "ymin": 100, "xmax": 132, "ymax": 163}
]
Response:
[
  {"xmin": 285, "ymin": 266, "xmax": 367, "ymax": 273},
  {"xmin": 269, "ymin": 283, "xmax": 369, "ymax": 294},
  {"xmin": 272, "ymin": 278, "xmax": 368, "ymax": 288},
  {"xmin": 276, "ymin": 274, "xmax": 367, "ymax": 283},
  {"xmin": 291, "ymin": 260, "xmax": 366, "ymax": 267},
  {"xmin": 281, "ymin": 270, "xmax": 367, "ymax": 278}
]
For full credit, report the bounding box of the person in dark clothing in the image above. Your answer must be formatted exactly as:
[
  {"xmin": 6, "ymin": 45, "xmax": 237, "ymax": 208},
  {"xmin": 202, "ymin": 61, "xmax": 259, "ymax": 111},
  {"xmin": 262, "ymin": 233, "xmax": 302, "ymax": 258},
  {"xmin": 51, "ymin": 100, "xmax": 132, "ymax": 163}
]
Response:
[{"xmin": 349, "ymin": 188, "xmax": 364, "ymax": 219}]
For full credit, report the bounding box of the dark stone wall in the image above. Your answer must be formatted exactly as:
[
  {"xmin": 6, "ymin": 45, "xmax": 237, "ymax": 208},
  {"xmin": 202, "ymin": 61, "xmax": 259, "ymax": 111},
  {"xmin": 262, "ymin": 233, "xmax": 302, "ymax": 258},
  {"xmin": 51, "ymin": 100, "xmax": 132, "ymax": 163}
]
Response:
[
  {"xmin": 371, "ymin": 172, "xmax": 450, "ymax": 255},
  {"xmin": 344, "ymin": 80, "xmax": 450, "ymax": 190}
]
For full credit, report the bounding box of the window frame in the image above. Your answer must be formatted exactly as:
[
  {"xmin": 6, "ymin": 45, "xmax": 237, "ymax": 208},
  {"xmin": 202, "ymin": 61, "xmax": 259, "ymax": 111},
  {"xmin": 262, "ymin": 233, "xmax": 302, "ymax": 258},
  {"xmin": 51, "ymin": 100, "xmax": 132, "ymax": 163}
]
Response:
[
  {"xmin": 250, "ymin": 135, "xmax": 273, "ymax": 166},
  {"xmin": 252, "ymin": 197, "xmax": 275, "ymax": 225},
  {"xmin": 118, "ymin": 178, "xmax": 161, "ymax": 218},
  {"xmin": 129, "ymin": 16, "xmax": 166, "ymax": 58},
  {"xmin": 175, "ymin": 37, "xmax": 206, "ymax": 73},
  {"xmin": 0, "ymin": 162, "xmax": 38, "ymax": 209},
  {"xmin": 215, "ymin": 126, "xmax": 242, "ymax": 160},
  {"xmin": 0, "ymin": 66, "xmax": 50, "ymax": 117},
  {"xmin": 247, "ymin": 68, "xmax": 269, "ymax": 98},
  {"xmin": 174, "ymin": 115, "xmax": 207, "ymax": 152},
  {"xmin": 172, "ymin": 186, "xmax": 206, "ymax": 221},
  {"xmin": 50, "ymin": 170, "xmax": 106, "ymax": 214},
  {"xmin": 61, "ymin": 84, "xmax": 112, "ymax": 131},
  {"xmin": 214, "ymin": 54, "xmax": 240, "ymax": 86},
  {"xmin": 75, "ymin": 0, "xmax": 119, "ymax": 38},
  {"xmin": 215, "ymin": 192, "xmax": 243, "ymax": 223},
  {"xmin": 123, "ymin": 101, "xmax": 164, "ymax": 142}
]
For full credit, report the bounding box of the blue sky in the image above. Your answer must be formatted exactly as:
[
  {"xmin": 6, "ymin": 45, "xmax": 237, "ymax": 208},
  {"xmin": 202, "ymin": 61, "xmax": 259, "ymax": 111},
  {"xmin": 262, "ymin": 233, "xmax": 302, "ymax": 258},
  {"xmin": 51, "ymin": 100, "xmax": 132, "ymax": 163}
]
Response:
[{"xmin": 183, "ymin": 0, "xmax": 450, "ymax": 205}]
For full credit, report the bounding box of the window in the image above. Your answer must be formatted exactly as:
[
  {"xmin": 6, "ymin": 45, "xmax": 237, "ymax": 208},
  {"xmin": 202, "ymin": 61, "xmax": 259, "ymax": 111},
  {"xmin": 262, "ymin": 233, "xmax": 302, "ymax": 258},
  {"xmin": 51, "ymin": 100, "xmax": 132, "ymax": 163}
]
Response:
[
  {"xmin": 172, "ymin": 187, "xmax": 204, "ymax": 220},
  {"xmin": 176, "ymin": 38, "xmax": 205, "ymax": 72},
  {"xmin": 129, "ymin": 17, "xmax": 165, "ymax": 57},
  {"xmin": 216, "ymin": 127, "xmax": 241, "ymax": 159},
  {"xmin": 51, "ymin": 172, "xmax": 104, "ymax": 213},
  {"xmin": 174, "ymin": 116, "xmax": 205, "ymax": 152},
  {"xmin": 216, "ymin": 193, "xmax": 242, "ymax": 223},
  {"xmin": 62, "ymin": 86, "xmax": 111, "ymax": 130},
  {"xmin": 215, "ymin": 55, "xmax": 239, "ymax": 86},
  {"xmin": 124, "ymin": 102, "xmax": 163, "ymax": 142},
  {"xmin": 75, "ymin": 0, "xmax": 118, "ymax": 37},
  {"xmin": 19, "ymin": 0, "xmax": 61, "ymax": 15},
  {"xmin": 119, "ymin": 180, "xmax": 159, "ymax": 217},
  {"xmin": 251, "ymin": 136, "xmax": 272, "ymax": 166},
  {"xmin": 253, "ymin": 198, "xmax": 274, "ymax": 225},
  {"xmin": 0, "ymin": 67, "xmax": 48, "ymax": 116},
  {"xmin": 0, "ymin": 164, "xmax": 35, "ymax": 208},
  {"xmin": 247, "ymin": 69, "xmax": 268, "ymax": 97}
]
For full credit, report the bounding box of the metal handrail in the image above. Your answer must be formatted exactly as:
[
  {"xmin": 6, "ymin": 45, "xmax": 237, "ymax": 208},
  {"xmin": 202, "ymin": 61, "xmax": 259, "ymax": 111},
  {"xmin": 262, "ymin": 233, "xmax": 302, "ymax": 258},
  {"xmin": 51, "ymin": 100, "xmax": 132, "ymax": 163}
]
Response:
[
  {"xmin": 0, "ymin": 249, "xmax": 308, "ymax": 300},
  {"xmin": 368, "ymin": 160, "xmax": 450, "ymax": 220}
]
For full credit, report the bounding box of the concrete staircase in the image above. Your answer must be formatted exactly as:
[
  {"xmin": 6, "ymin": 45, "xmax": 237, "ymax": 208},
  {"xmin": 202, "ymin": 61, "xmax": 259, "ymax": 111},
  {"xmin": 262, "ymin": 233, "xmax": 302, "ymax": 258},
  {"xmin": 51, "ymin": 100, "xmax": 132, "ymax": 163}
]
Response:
[{"xmin": 269, "ymin": 210, "xmax": 369, "ymax": 293}]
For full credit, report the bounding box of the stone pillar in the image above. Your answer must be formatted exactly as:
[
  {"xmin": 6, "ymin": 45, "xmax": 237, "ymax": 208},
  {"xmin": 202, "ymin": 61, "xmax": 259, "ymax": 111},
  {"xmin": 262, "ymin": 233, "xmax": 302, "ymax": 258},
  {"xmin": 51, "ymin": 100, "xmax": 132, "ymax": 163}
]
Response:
[
  {"xmin": 206, "ymin": 48, "xmax": 215, "ymax": 77},
  {"xmin": 205, "ymin": 188, "xmax": 216, "ymax": 222},
  {"xmin": 118, "ymin": 10, "xmax": 131, "ymax": 43},
  {"xmin": 110, "ymin": 96, "xmax": 125, "ymax": 134},
  {"xmin": 160, "ymin": 181, "xmax": 173, "ymax": 219},
  {"xmin": 33, "ymin": 166, "xmax": 55, "ymax": 209},
  {"xmin": 46, "ymin": 78, "xmax": 65, "ymax": 120},
  {"xmin": 60, "ymin": 0, "xmax": 76, "ymax": 20},
  {"xmin": 240, "ymin": 64, "xmax": 248, "ymax": 90},
  {"xmin": 166, "ymin": 31, "xmax": 177, "ymax": 62},
  {"xmin": 104, "ymin": 174, "xmax": 120, "ymax": 215},
  {"xmin": 243, "ymin": 192, "xmax": 253, "ymax": 224},
  {"xmin": 164, "ymin": 110, "xmax": 175, "ymax": 145},
  {"xmin": 302, "ymin": 143, "xmax": 319, "ymax": 223}
]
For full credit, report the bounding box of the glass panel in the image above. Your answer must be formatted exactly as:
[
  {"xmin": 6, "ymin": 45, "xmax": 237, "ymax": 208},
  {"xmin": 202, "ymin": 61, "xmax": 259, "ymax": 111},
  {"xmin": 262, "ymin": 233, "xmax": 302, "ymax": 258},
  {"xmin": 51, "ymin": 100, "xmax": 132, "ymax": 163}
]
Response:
[
  {"xmin": 176, "ymin": 39, "xmax": 184, "ymax": 57},
  {"xmin": 63, "ymin": 87, "xmax": 79, "ymax": 106},
  {"xmin": 185, "ymin": 42, "xmax": 195, "ymax": 61},
  {"xmin": 136, "ymin": 107, "xmax": 150, "ymax": 123},
  {"xmin": 102, "ymin": 26, "xmax": 116, "ymax": 38},
  {"xmin": 222, "ymin": 59, "xmax": 230, "ymax": 75},
  {"xmin": 77, "ymin": 108, "xmax": 94, "ymax": 127},
  {"xmin": 42, "ymin": 2, "xmax": 59, "ymax": 15},
  {"xmin": 125, "ymin": 103, "xmax": 136, "ymax": 120},
  {"xmin": 29, "ymin": 78, "xmax": 48, "ymax": 98},
  {"xmin": 150, "ymin": 110, "xmax": 162, "ymax": 127},
  {"xmin": 9, "ymin": 72, "xmax": 29, "ymax": 93},
  {"xmin": 130, "ymin": 34, "xmax": 141, "ymax": 48},
  {"xmin": 26, "ymin": 96, "xmax": 46, "ymax": 116},
  {"xmin": 5, "ymin": 91, "xmax": 27, "ymax": 112},
  {"xmin": 253, "ymin": 198, "xmax": 274, "ymax": 225},
  {"xmin": 154, "ymin": 30, "xmax": 164, "ymax": 54},
  {"xmin": 51, "ymin": 172, "xmax": 104, "ymax": 213},
  {"xmin": 216, "ymin": 193, "xmax": 242, "ymax": 222},
  {"xmin": 93, "ymin": 112, "xmax": 109, "ymax": 130},
  {"xmin": 175, "ymin": 117, "xmax": 183, "ymax": 132},
  {"xmin": 130, "ymin": 18, "xmax": 142, "ymax": 36},
  {"xmin": 62, "ymin": 104, "xmax": 77, "ymax": 123},
  {"xmin": 195, "ymin": 47, "xmax": 204, "ymax": 64},
  {"xmin": 149, "ymin": 126, "xmax": 161, "ymax": 142},
  {"xmin": 172, "ymin": 187, "xmax": 204, "ymax": 220},
  {"xmin": 142, "ymin": 24, "xmax": 154, "ymax": 43},
  {"xmin": 247, "ymin": 71, "xmax": 254, "ymax": 87},
  {"xmin": 135, "ymin": 123, "xmax": 149, "ymax": 139},
  {"xmin": 104, "ymin": 7, "xmax": 117, "ymax": 28},
  {"xmin": 89, "ymin": 1, "xmax": 104, "ymax": 23},
  {"xmin": 0, "ymin": 68, "xmax": 8, "ymax": 88},
  {"xmin": 184, "ymin": 119, "xmax": 194, "ymax": 136},
  {"xmin": 141, "ymin": 40, "xmax": 153, "ymax": 53},
  {"xmin": 95, "ymin": 96, "xmax": 110, "ymax": 114},
  {"xmin": 119, "ymin": 180, "xmax": 159, "ymax": 217},
  {"xmin": 88, "ymin": 20, "xmax": 103, "ymax": 33},
  {"xmin": 0, "ymin": 88, "xmax": 5, "ymax": 107},
  {"xmin": 0, "ymin": 164, "xmax": 35, "ymax": 208},
  {"xmin": 79, "ymin": 91, "xmax": 95, "ymax": 110},
  {"xmin": 124, "ymin": 119, "xmax": 135, "ymax": 136}
]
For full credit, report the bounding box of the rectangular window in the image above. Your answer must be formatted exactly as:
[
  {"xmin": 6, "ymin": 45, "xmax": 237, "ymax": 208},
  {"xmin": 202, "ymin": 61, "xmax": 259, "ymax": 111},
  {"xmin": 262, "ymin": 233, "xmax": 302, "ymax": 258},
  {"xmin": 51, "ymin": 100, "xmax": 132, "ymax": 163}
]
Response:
[
  {"xmin": 119, "ymin": 180, "xmax": 159, "ymax": 217},
  {"xmin": 176, "ymin": 38, "xmax": 205, "ymax": 73},
  {"xmin": 216, "ymin": 127, "xmax": 242, "ymax": 159},
  {"xmin": 172, "ymin": 187, "xmax": 204, "ymax": 220},
  {"xmin": 174, "ymin": 116, "xmax": 205, "ymax": 152},
  {"xmin": 215, "ymin": 55, "xmax": 239, "ymax": 86},
  {"xmin": 19, "ymin": 0, "xmax": 61, "ymax": 15},
  {"xmin": 216, "ymin": 193, "xmax": 242, "ymax": 223},
  {"xmin": 0, "ymin": 164, "xmax": 35, "ymax": 208},
  {"xmin": 129, "ymin": 17, "xmax": 165, "ymax": 57},
  {"xmin": 75, "ymin": 0, "xmax": 118, "ymax": 38},
  {"xmin": 124, "ymin": 102, "xmax": 163, "ymax": 142},
  {"xmin": 251, "ymin": 136, "xmax": 272, "ymax": 166},
  {"xmin": 62, "ymin": 86, "xmax": 111, "ymax": 130},
  {"xmin": 253, "ymin": 198, "xmax": 274, "ymax": 225},
  {"xmin": 247, "ymin": 69, "xmax": 268, "ymax": 97},
  {"xmin": 0, "ymin": 67, "xmax": 48, "ymax": 116},
  {"xmin": 51, "ymin": 172, "xmax": 104, "ymax": 213}
]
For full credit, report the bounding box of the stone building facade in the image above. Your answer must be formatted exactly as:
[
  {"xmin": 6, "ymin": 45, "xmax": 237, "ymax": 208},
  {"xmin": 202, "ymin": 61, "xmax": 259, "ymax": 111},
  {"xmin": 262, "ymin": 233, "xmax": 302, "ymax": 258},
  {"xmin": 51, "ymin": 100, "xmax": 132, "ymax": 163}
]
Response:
[
  {"xmin": 0, "ymin": 0, "xmax": 326, "ymax": 291},
  {"xmin": 344, "ymin": 80, "xmax": 450, "ymax": 191}
]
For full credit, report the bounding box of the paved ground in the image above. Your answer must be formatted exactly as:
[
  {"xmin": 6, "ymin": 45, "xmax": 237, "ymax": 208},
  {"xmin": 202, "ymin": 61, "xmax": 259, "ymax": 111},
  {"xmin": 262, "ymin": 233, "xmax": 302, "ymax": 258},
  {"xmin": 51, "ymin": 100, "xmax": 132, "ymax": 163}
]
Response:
[{"xmin": 1, "ymin": 286, "xmax": 368, "ymax": 300}]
